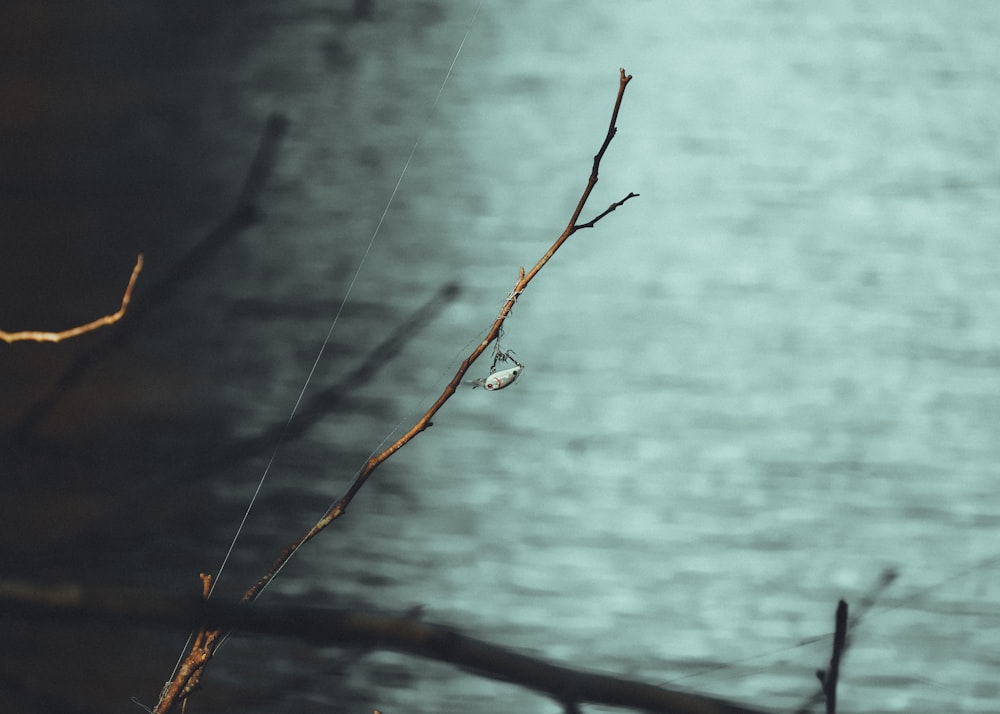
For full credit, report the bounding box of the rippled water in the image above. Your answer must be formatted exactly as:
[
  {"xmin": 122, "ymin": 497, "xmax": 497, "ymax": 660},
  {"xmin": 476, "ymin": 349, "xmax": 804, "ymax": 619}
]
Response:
[
  {"xmin": 181, "ymin": 2, "xmax": 1000, "ymax": 712},
  {"xmin": 7, "ymin": 2, "xmax": 998, "ymax": 712}
]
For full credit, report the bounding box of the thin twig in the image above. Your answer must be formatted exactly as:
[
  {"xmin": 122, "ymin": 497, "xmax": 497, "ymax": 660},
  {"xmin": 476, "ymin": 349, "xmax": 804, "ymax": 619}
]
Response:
[
  {"xmin": 154, "ymin": 575, "xmax": 220, "ymax": 713},
  {"xmin": 793, "ymin": 568, "xmax": 896, "ymax": 714},
  {"xmin": 0, "ymin": 254, "xmax": 143, "ymax": 344},
  {"xmin": 815, "ymin": 600, "xmax": 847, "ymax": 714},
  {"xmin": 244, "ymin": 68, "xmax": 636, "ymax": 603},
  {"xmin": 576, "ymin": 192, "xmax": 640, "ymax": 230},
  {"xmin": 13, "ymin": 114, "xmax": 288, "ymax": 440}
]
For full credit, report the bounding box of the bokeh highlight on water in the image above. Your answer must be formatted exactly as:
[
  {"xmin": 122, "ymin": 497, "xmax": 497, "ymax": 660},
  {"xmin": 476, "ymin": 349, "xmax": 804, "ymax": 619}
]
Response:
[{"xmin": 3, "ymin": 2, "xmax": 999, "ymax": 712}]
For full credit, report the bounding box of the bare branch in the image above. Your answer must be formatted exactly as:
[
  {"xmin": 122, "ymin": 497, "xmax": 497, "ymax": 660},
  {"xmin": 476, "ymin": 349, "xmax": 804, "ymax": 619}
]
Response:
[
  {"xmin": 157, "ymin": 69, "xmax": 639, "ymax": 712},
  {"xmin": 0, "ymin": 254, "xmax": 143, "ymax": 344},
  {"xmin": 793, "ymin": 568, "xmax": 896, "ymax": 714},
  {"xmin": 815, "ymin": 600, "xmax": 848, "ymax": 714},
  {"xmin": 238, "ymin": 69, "xmax": 637, "ymax": 605}
]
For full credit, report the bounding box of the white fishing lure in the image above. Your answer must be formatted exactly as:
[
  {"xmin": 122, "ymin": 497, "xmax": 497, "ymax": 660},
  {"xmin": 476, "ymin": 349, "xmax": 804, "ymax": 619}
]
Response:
[
  {"xmin": 473, "ymin": 363, "xmax": 523, "ymax": 391},
  {"xmin": 469, "ymin": 349, "xmax": 524, "ymax": 391}
]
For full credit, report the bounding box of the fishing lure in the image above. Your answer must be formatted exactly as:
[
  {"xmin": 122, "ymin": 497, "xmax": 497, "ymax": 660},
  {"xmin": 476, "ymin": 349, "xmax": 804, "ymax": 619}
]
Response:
[
  {"xmin": 473, "ymin": 363, "xmax": 523, "ymax": 391},
  {"xmin": 470, "ymin": 349, "xmax": 524, "ymax": 391}
]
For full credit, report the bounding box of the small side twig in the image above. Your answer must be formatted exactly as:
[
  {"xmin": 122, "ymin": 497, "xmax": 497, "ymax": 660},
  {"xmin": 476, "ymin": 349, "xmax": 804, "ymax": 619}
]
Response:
[
  {"xmin": 794, "ymin": 567, "xmax": 896, "ymax": 714},
  {"xmin": 576, "ymin": 192, "xmax": 640, "ymax": 230},
  {"xmin": 0, "ymin": 254, "xmax": 143, "ymax": 344},
  {"xmin": 815, "ymin": 600, "xmax": 848, "ymax": 714},
  {"xmin": 152, "ymin": 574, "xmax": 219, "ymax": 714}
]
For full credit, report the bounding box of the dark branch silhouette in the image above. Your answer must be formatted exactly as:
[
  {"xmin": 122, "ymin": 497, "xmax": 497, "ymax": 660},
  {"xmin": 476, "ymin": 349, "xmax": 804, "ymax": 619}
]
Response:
[
  {"xmin": 0, "ymin": 577, "xmax": 770, "ymax": 714},
  {"xmin": 208, "ymin": 280, "xmax": 462, "ymax": 469},
  {"xmin": 815, "ymin": 600, "xmax": 847, "ymax": 714},
  {"xmin": 13, "ymin": 114, "xmax": 288, "ymax": 441},
  {"xmin": 793, "ymin": 568, "xmax": 896, "ymax": 714}
]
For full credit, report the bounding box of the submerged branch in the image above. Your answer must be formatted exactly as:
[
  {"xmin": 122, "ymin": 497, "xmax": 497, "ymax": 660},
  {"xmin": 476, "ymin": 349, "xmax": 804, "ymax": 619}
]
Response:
[
  {"xmin": 209, "ymin": 281, "xmax": 462, "ymax": 469},
  {"xmin": 793, "ymin": 568, "xmax": 896, "ymax": 714},
  {"xmin": 0, "ymin": 578, "xmax": 768, "ymax": 714},
  {"xmin": 816, "ymin": 600, "xmax": 848, "ymax": 714},
  {"xmin": 13, "ymin": 114, "xmax": 288, "ymax": 440}
]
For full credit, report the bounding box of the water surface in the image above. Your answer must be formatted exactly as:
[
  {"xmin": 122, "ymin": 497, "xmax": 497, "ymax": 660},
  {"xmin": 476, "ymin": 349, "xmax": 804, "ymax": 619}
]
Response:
[{"xmin": 4, "ymin": 2, "xmax": 999, "ymax": 712}]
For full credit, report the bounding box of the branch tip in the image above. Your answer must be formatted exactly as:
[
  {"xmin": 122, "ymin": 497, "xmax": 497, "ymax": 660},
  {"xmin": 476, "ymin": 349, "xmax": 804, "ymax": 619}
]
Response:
[{"xmin": 0, "ymin": 252, "xmax": 144, "ymax": 344}]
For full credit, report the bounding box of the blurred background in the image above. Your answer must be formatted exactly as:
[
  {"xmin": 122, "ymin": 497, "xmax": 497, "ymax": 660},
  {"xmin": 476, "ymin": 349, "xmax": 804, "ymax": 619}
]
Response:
[{"xmin": 2, "ymin": 1, "xmax": 999, "ymax": 712}]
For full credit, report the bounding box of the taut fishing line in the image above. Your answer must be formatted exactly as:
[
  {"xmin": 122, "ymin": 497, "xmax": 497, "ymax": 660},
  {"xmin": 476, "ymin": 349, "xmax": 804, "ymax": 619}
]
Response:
[
  {"xmin": 147, "ymin": 5, "xmax": 487, "ymax": 694},
  {"xmin": 250, "ymin": 319, "xmax": 494, "ymax": 606},
  {"xmin": 207, "ymin": 0, "xmax": 484, "ymax": 600}
]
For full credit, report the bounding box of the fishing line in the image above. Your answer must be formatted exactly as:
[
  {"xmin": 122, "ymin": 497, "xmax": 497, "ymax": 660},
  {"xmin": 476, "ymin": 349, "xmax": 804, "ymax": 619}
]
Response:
[
  {"xmin": 212, "ymin": 333, "xmax": 486, "ymax": 656},
  {"xmin": 245, "ymin": 323, "xmax": 492, "ymax": 606},
  {"xmin": 207, "ymin": 1, "xmax": 485, "ymax": 600},
  {"xmin": 262, "ymin": 310, "xmax": 503, "ymax": 604},
  {"xmin": 175, "ymin": 4, "xmax": 488, "ymax": 679}
]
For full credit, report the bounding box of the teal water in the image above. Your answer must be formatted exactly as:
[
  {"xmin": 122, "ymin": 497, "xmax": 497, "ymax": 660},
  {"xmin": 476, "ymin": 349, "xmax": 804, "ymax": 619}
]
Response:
[
  {"xmin": 192, "ymin": 2, "xmax": 1000, "ymax": 712},
  {"xmin": 4, "ymin": 2, "xmax": 998, "ymax": 712}
]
